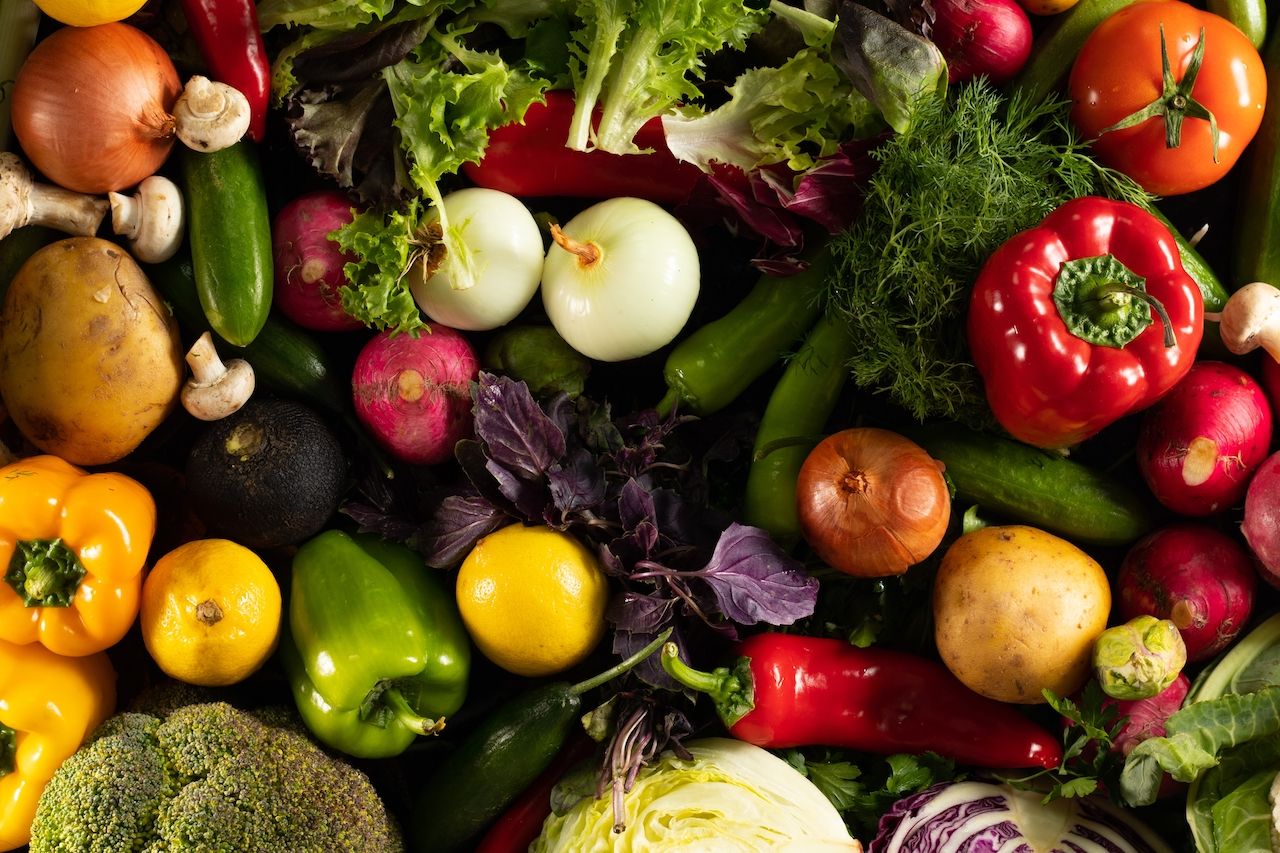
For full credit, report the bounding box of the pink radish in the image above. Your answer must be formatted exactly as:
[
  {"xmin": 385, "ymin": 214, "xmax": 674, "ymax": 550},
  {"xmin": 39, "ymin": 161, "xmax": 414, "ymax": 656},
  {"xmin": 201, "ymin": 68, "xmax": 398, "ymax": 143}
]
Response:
[
  {"xmin": 1136, "ymin": 361, "xmax": 1273, "ymax": 516},
  {"xmin": 1109, "ymin": 673, "xmax": 1190, "ymax": 758},
  {"xmin": 351, "ymin": 325, "xmax": 479, "ymax": 466},
  {"xmin": 273, "ymin": 190, "xmax": 365, "ymax": 332},
  {"xmin": 1117, "ymin": 525, "xmax": 1257, "ymax": 662},
  {"xmin": 1244, "ymin": 451, "xmax": 1280, "ymax": 585}
]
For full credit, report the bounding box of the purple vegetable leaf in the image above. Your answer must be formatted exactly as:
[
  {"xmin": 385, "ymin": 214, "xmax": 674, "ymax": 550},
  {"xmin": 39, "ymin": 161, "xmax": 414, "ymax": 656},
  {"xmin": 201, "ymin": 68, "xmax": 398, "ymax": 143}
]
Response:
[
  {"xmin": 695, "ymin": 522, "xmax": 819, "ymax": 626},
  {"xmin": 607, "ymin": 591, "xmax": 677, "ymax": 635},
  {"xmin": 455, "ymin": 439, "xmax": 520, "ymax": 517},
  {"xmin": 485, "ymin": 457, "xmax": 549, "ymax": 521},
  {"xmin": 618, "ymin": 478, "xmax": 656, "ymax": 531},
  {"xmin": 547, "ymin": 447, "xmax": 606, "ymax": 517},
  {"xmin": 418, "ymin": 492, "xmax": 509, "ymax": 568},
  {"xmin": 611, "ymin": 619, "xmax": 685, "ymax": 690},
  {"xmin": 473, "ymin": 372, "xmax": 566, "ymax": 478}
]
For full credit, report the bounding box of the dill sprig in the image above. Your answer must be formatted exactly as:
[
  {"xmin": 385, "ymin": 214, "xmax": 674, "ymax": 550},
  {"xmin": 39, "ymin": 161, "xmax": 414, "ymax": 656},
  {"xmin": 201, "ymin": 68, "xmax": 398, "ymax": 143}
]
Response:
[{"xmin": 826, "ymin": 81, "xmax": 1150, "ymax": 426}]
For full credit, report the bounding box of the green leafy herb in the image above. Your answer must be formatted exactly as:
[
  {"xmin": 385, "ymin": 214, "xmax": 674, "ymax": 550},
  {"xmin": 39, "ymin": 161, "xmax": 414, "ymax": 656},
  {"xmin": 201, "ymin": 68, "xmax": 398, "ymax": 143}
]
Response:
[
  {"xmin": 783, "ymin": 749, "xmax": 958, "ymax": 838},
  {"xmin": 331, "ymin": 202, "xmax": 431, "ymax": 334},
  {"xmin": 825, "ymin": 81, "xmax": 1151, "ymax": 426}
]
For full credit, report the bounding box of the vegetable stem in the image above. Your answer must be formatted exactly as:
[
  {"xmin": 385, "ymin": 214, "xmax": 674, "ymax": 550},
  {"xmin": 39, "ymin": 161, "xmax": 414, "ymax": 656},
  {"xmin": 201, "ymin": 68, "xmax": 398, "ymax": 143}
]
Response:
[
  {"xmin": 549, "ymin": 224, "xmax": 600, "ymax": 268},
  {"xmin": 383, "ymin": 687, "xmax": 446, "ymax": 736},
  {"xmin": 569, "ymin": 628, "xmax": 673, "ymax": 696}
]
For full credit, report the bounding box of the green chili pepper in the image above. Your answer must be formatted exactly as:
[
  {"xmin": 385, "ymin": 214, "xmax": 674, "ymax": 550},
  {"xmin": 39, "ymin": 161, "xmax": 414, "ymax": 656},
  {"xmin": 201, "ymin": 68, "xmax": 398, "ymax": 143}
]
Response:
[
  {"xmin": 743, "ymin": 311, "xmax": 855, "ymax": 540},
  {"xmin": 280, "ymin": 530, "xmax": 470, "ymax": 759},
  {"xmin": 656, "ymin": 250, "xmax": 831, "ymax": 417}
]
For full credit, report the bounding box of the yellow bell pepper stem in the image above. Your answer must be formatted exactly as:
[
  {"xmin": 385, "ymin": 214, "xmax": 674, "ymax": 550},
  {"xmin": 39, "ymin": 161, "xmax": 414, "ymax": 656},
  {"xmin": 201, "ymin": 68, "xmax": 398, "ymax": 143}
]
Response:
[
  {"xmin": 0, "ymin": 639, "xmax": 116, "ymax": 852},
  {"xmin": 0, "ymin": 455, "xmax": 156, "ymax": 656}
]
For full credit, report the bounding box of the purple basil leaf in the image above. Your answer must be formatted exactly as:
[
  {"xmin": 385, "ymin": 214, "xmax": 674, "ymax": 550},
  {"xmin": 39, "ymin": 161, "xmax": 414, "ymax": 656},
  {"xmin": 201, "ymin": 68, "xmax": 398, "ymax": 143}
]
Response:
[
  {"xmin": 618, "ymin": 478, "xmax": 656, "ymax": 532},
  {"xmin": 455, "ymin": 439, "xmax": 520, "ymax": 517},
  {"xmin": 596, "ymin": 541, "xmax": 630, "ymax": 579},
  {"xmin": 651, "ymin": 488, "xmax": 728, "ymax": 555},
  {"xmin": 485, "ymin": 457, "xmax": 549, "ymax": 521},
  {"xmin": 473, "ymin": 372, "xmax": 566, "ymax": 478},
  {"xmin": 607, "ymin": 591, "xmax": 677, "ymax": 635},
  {"xmin": 544, "ymin": 392, "xmax": 577, "ymax": 440},
  {"xmin": 611, "ymin": 622, "xmax": 684, "ymax": 690},
  {"xmin": 547, "ymin": 447, "xmax": 606, "ymax": 515},
  {"xmin": 339, "ymin": 501, "xmax": 422, "ymax": 546},
  {"xmin": 696, "ymin": 523, "xmax": 819, "ymax": 626},
  {"xmin": 419, "ymin": 493, "xmax": 509, "ymax": 568}
]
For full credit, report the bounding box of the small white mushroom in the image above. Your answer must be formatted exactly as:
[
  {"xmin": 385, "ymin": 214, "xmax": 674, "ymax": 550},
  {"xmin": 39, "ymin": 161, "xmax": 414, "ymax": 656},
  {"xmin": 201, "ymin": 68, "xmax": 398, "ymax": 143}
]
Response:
[
  {"xmin": 109, "ymin": 176, "xmax": 185, "ymax": 263},
  {"xmin": 0, "ymin": 152, "xmax": 108, "ymax": 239},
  {"xmin": 1211, "ymin": 282, "xmax": 1280, "ymax": 360},
  {"xmin": 172, "ymin": 75, "xmax": 252, "ymax": 153},
  {"xmin": 181, "ymin": 332, "xmax": 256, "ymax": 421}
]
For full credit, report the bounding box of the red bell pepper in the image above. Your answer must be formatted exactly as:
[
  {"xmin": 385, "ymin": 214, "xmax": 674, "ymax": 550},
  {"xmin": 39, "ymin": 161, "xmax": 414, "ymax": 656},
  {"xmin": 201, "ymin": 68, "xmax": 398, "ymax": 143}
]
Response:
[
  {"xmin": 661, "ymin": 634, "xmax": 1062, "ymax": 770},
  {"xmin": 180, "ymin": 0, "xmax": 270, "ymax": 142},
  {"xmin": 967, "ymin": 196, "xmax": 1203, "ymax": 449},
  {"xmin": 461, "ymin": 91, "xmax": 703, "ymax": 204}
]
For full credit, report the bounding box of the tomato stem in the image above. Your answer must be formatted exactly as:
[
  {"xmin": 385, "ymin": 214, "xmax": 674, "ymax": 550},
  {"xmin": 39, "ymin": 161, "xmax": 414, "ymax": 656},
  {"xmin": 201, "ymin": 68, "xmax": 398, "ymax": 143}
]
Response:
[{"xmin": 1097, "ymin": 25, "xmax": 1220, "ymax": 161}]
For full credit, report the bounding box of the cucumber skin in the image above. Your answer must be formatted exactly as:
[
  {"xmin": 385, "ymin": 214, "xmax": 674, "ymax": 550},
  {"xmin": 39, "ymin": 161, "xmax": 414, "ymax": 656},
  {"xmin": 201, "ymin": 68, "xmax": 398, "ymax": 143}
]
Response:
[
  {"xmin": 181, "ymin": 143, "xmax": 273, "ymax": 347},
  {"xmin": 1208, "ymin": 0, "xmax": 1267, "ymax": 49},
  {"xmin": 1010, "ymin": 0, "xmax": 1143, "ymax": 105},
  {"xmin": 1235, "ymin": 28, "xmax": 1280, "ymax": 289},
  {"xmin": 911, "ymin": 426, "xmax": 1156, "ymax": 546}
]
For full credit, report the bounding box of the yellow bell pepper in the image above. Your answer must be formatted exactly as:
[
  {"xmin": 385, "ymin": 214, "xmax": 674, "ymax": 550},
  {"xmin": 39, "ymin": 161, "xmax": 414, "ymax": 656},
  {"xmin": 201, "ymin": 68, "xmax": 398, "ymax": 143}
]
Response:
[
  {"xmin": 0, "ymin": 455, "xmax": 155, "ymax": 656},
  {"xmin": 0, "ymin": 639, "xmax": 116, "ymax": 851}
]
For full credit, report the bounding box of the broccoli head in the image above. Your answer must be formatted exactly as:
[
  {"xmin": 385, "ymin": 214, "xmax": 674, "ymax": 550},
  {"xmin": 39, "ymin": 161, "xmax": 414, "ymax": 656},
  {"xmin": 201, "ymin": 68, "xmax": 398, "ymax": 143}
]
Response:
[{"xmin": 28, "ymin": 700, "xmax": 404, "ymax": 853}]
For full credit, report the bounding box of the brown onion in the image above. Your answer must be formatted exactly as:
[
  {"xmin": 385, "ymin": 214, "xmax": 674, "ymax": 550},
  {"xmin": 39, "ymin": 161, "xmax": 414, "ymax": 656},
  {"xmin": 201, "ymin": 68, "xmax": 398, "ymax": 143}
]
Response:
[
  {"xmin": 12, "ymin": 23, "xmax": 181, "ymax": 194},
  {"xmin": 796, "ymin": 428, "xmax": 950, "ymax": 577}
]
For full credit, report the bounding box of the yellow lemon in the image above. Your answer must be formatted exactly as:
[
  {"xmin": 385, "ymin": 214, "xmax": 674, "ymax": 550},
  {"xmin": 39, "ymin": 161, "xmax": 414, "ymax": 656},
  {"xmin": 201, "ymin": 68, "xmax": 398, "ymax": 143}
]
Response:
[
  {"xmin": 457, "ymin": 523, "xmax": 609, "ymax": 677},
  {"xmin": 33, "ymin": 0, "xmax": 148, "ymax": 26},
  {"xmin": 140, "ymin": 538, "xmax": 282, "ymax": 687}
]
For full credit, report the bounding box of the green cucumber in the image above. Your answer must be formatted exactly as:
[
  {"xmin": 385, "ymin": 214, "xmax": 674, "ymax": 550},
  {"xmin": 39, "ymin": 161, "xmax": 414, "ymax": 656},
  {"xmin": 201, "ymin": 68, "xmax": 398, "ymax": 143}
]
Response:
[
  {"xmin": 180, "ymin": 142, "xmax": 273, "ymax": 347},
  {"xmin": 149, "ymin": 254, "xmax": 348, "ymax": 418},
  {"xmin": 1144, "ymin": 204, "xmax": 1229, "ymax": 312},
  {"xmin": 1234, "ymin": 29, "xmax": 1280, "ymax": 290},
  {"xmin": 1208, "ymin": 0, "xmax": 1266, "ymax": 49},
  {"xmin": 909, "ymin": 424, "xmax": 1156, "ymax": 546},
  {"xmin": 1010, "ymin": 0, "xmax": 1142, "ymax": 105}
]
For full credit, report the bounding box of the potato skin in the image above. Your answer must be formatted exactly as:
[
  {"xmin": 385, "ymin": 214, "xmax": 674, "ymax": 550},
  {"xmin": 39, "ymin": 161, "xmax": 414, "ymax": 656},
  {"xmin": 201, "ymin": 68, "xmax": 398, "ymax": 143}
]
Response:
[
  {"xmin": 933, "ymin": 525, "xmax": 1111, "ymax": 704},
  {"xmin": 0, "ymin": 238, "xmax": 183, "ymax": 464}
]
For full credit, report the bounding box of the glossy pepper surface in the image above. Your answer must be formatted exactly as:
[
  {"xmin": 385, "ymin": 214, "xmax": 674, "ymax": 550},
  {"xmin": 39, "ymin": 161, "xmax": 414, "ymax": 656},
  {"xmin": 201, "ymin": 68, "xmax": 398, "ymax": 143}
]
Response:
[
  {"xmin": 281, "ymin": 530, "xmax": 470, "ymax": 759},
  {"xmin": 180, "ymin": 0, "xmax": 270, "ymax": 142},
  {"xmin": 461, "ymin": 91, "xmax": 702, "ymax": 204},
  {"xmin": 0, "ymin": 639, "xmax": 116, "ymax": 852},
  {"xmin": 967, "ymin": 196, "xmax": 1203, "ymax": 449},
  {"xmin": 0, "ymin": 455, "xmax": 155, "ymax": 656},
  {"xmin": 662, "ymin": 633, "xmax": 1063, "ymax": 770}
]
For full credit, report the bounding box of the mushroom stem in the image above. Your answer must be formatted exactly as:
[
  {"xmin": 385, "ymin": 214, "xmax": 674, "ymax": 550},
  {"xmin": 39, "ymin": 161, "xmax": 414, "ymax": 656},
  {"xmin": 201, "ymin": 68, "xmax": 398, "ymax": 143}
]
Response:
[
  {"xmin": 109, "ymin": 175, "xmax": 184, "ymax": 263},
  {"xmin": 0, "ymin": 152, "xmax": 107, "ymax": 239},
  {"xmin": 172, "ymin": 76, "xmax": 252, "ymax": 153},
  {"xmin": 181, "ymin": 331, "xmax": 256, "ymax": 421},
  {"xmin": 1217, "ymin": 282, "xmax": 1280, "ymax": 361}
]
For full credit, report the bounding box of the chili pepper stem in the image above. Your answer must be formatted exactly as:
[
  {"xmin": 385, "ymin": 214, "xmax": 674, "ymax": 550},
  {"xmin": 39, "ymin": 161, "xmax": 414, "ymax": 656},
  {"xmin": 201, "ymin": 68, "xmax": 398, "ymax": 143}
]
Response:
[
  {"xmin": 659, "ymin": 643, "xmax": 757, "ymax": 728},
  {"xmin": 549, "ymin": 224, "xmax": 601, "ymax": 269},
  {"xmin": 383, "ymin": 687, "xmax": 446, "ymax": 736},
  {"xmin": 569, "ymin": 628, "xmax": 673, "ymax": 696}
]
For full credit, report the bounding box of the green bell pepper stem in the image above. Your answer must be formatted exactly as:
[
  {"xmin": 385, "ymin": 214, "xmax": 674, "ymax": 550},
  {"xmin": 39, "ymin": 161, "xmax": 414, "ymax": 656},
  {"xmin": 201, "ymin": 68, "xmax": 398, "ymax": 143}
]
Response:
[
  {"xmin": 0, "ymin": 722, "xmax": 14, "ymax": 777},
  {"xmin": 384, "ymin": 687, "xmax": 446, "ymax": 736}
]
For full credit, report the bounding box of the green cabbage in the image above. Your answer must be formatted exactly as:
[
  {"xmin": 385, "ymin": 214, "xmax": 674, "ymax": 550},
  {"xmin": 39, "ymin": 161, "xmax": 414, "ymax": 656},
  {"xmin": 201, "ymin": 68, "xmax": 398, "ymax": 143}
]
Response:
[{"xmin": 532, "ymin": 738, "xmax": 858, "ymax": 851}]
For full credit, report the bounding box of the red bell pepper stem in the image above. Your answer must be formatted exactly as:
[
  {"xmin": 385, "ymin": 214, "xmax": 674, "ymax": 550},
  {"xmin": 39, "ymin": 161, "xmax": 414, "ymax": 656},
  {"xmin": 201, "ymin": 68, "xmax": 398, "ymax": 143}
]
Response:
[
  {"xmin": 461, "ymin": 90, "xmax": 703, "ymax": 205},
  {"xmin": 474, "ymin": 735, "xmax": 596, "ymax": 853},
  {"xmin": 179, "ymin": 0, "xmax": 270, "ymax": 142},
  {"xmin": 662, "ymin": 634, "xmax": 1063, "ymax": 771}
]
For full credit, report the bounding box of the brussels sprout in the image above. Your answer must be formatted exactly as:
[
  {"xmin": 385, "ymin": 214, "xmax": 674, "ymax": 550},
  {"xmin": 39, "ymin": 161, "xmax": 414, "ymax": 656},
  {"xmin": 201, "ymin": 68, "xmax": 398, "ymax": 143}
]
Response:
[{"xmin": 1094, "ymin": 615, "xmax": 1187, "ymax": 701}]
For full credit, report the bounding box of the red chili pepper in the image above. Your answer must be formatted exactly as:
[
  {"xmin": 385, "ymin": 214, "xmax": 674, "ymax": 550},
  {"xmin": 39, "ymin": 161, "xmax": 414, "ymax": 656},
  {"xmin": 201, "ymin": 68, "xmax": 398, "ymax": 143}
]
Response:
[
  {"xmin": 967, "ymin": 196, "xmax": 1204, "ymax": 449},
  {"xmin": 474, "ymin": 735, "xmax": 596, "ymax": 853},
  {"xmin": 461, "ymin": 91, "xmax": 703, "ymax": 205},
  {"xmin": 180, "ymin": 0, "xmax": 270, "ymax": 142},
  {"xmin": 662, "ymin": 633, "xmax": 1062, "ymax": 770}
]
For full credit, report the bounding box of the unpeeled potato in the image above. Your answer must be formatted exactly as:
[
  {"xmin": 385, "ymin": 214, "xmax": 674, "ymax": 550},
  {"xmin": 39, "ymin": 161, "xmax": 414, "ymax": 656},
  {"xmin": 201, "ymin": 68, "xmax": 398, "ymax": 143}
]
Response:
[
  {"xmin": 0, "ymin": 237, "xmax": 183, "ymax": 465},
  {"xmin": 933, "ymin": 525, "xmax": 1111, "ymax": 704}
]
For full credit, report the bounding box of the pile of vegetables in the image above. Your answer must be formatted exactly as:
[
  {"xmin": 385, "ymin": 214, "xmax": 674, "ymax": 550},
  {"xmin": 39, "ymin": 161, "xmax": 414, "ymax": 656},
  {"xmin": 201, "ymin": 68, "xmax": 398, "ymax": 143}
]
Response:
[{"xmin": 8, "ymin": 0, "xmax": 1280, "ymax": 849}]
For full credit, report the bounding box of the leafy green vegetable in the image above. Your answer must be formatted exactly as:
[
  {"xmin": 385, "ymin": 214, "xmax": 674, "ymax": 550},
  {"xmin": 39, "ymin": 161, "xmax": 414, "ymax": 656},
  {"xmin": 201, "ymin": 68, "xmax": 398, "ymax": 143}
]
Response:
[
  {"xmin": 564, "ymin": 0, "xmax": 766, "ymax": 154},
  {"xmin": 258, "ymin": 0, "xmax": 400, "ymax": 31},
  {"xmin": 825, "ymin": 82, "xmax": 1150, "ymax": 425},
  {"xmin": 661, "ymin": 3, "xmax": 883, "ymax": 174},
  {"xmin": 1121, "ymin": 686, "xmax": 1280, "ymax": 807},
  {"xmin": 1210, "ymin": 770, "xmax": 1275, "ymax": 853},
  {"xmin": 331, "ymin": 202, "xmax": 430, "ymax": 334}
]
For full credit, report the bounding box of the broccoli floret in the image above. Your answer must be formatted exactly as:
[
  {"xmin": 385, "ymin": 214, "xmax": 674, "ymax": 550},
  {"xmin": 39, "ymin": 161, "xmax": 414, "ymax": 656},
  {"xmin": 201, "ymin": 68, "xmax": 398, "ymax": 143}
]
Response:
[{"xmin": 29, "ymin": 701, "xmax": 403, "ymax": 853}]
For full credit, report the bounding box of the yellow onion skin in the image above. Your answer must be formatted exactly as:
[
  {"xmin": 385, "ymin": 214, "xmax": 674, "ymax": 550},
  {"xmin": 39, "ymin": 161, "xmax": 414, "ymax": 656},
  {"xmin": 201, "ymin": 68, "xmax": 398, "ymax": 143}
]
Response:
[
  {"xmin": 796, "ymin": 427, "xmax": 951, "ymax": 577},
  {"xmin": 12, "ymin": 23, "xmax": 180, "ymax": 194}
]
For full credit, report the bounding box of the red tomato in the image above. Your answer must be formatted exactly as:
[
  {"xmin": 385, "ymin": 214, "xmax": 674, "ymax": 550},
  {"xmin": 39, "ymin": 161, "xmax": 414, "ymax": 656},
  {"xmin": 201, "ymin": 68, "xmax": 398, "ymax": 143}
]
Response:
[{"xmin": 1068, "ymin": 0, "xmax": 1265, "ymax": 196}]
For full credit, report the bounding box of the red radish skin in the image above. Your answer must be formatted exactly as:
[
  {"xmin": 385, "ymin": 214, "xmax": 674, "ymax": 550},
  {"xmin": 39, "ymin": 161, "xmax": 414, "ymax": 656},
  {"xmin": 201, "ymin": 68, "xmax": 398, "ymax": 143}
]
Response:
[
  {"xmin": 930, "ymin": 0, "xmax": 1034, "ymax": 85},
  {"xmin": 1110, "ymin": 674, "xmax": 1191, "ymax": 800},
  {"xmin": 273, "ymin": 190, "xmax": 365, "ymax": 332},
  {"xmin": 1244, "ymin": 452, "xmax": 1280, "ymax": 586},
  {"xmin": 1137, "ymin": 361, "xmax": 1273, "ymax": 517},
  {"xmin": 1261, "ymin": 355, "xmax": 1280, "ymax": 410},
  {"xmin": 1118, "ymin": 525, "xmax": 1257, "ymax": 662},
  {"xmin": 352, "ymin": 326, "xmax": 480, "ymax": 466}
]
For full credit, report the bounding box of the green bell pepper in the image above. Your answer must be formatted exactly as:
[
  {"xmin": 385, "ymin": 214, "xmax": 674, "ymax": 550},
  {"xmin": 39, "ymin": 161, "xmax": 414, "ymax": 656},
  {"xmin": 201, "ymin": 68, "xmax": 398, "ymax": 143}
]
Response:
[{"xmin": 281, "ymin": 530, "xmax": 470, "ymax": 759}]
